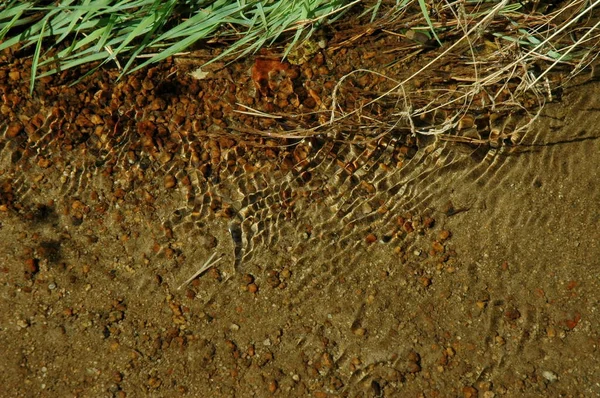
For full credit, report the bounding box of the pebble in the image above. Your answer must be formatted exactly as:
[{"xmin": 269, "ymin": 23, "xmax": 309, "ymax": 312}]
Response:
[
  {"xmin": 504, "ymin": 308, "xmax": 521, "ymax": 321},
  {"xmin": 365, "ymin": 233, "xmax": 377, "ymax": 244},
  {"xmin": 407, "ymin": 362, "xmax": 421, "ymax": 373},
  {"xmin": 16, "ymin": 319, "xmax": 29, "ymax": 329},
  {"xmin": 407, "ymin": 351, "xmax": 421, "ymax": 373},
  {"xmin": 24, "ymin": 258, "xmax": 39, "ymax": 280},
  {"xmin": 362, "ymin": 202, "xmax": 372, "ymax": 214},
  {"xmin": 147, "ymin": 377, "xmax": 161, "ymax": 389},
  {"xmin": 37, "ymin": 157, "xmax": 52, "ymax": 169},
  {"xmin": 419, "ymin": 276, "xmax": 431, "ymax": 287},
  {"xmin": 8, "ymin": 70, "xmax": 20, "ymax": 80},
  {"xmin": 353, "ymin": 327, "xmax": 366, "ymax": 336},
  {"xmin": 423, "ymin": 217, "xmax": 435, "ymax": 228},
  {"xmin": 280, "ymin": 268, "xmax": 291, "ymax": 279},
  {"xmin": 542, "ymin": 370, "xmax": 558, "ymax": 382},
  {"xmin": 89, "ymin": 114, "xmax": 103, "ymax": 125},
  {"xmin": 463, "ymin": 386, "xmax": 478, "ymax": 398},
  {"xmin": 164, "ymin": 174, "xmax": 177, "ymax": 189},
  {"xmin": 268, "ymin": 379, "xmax": 278, "ymax": 393},
  {"xmin": 6, "ymin": 121, "xmax": 23, "ymax": 137},
  {"xmin": 438, "ymin": 230, "xmax": 451, "ymax": 241}
]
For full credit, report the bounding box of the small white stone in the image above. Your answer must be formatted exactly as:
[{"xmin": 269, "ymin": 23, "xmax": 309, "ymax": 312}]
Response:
[
  {"xmin": 542, "ymin": 370, "xmax": 558, "ymax": 382},
  {"xmin": 16, "ymin": 319, "xmax": 28, "ymax": 329}
]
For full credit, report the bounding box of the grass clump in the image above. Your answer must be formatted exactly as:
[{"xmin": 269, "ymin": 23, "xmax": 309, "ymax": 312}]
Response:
[{"xmin": 0, "ymin": 0, "xmax": 354, "ymax": 91}]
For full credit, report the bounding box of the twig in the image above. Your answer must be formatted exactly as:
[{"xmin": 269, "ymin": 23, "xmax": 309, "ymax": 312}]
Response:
[{"xmin": 177, "ymin": 252, "xmax": 223, "ymax": 290}]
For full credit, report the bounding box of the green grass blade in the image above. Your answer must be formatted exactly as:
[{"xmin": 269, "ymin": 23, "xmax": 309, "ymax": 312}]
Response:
[
  {"xmin": 30, "ymin": 17, "xmax": 47, "ymax": 94},
  {"xmin": 38, "ymin": 50, "xmax": 108, "ymax": 78},
  {"xmin": 417, "ymin": 0, "xmax": 441, "ymax": 45},
  {"xmin": 0, "ymin": 1, "xmax": 31, "ymax": 40}
]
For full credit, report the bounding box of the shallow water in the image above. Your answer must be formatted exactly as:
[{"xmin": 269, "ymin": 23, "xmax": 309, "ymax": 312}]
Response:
[{"xmin": 1, "ymin": 66, "xmax": 599, "ymax": 396}]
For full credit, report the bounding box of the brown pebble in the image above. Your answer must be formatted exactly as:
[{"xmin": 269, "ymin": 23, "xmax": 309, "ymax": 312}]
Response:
[
  {"xmin": 114, "ymin": 188, "xmax": 126, "ymax": 199},
  {"xmin": 403, "ymin": 221, "xmax": 414, "ymax": 233},
  {"xmin": 463, "ymin": 386, "xmax": 478, "ymax": 398},
  {"xmin": 24, "ymin": 258, "xmax": 39, "ymax": 278},
  {"xmin": 149, "ymin": 98, "xmax": 166, "ymax": 111},
  {"xmin": 504, "ymin": 308, "xmax": 521, "ymax": 321},
  {"xmin": 180, "ymin": 175, "xmax": 191, "ymax": 186},
  {"xmin": 408, "ymin": 351, "xmax": 420, "ymax": 363},
  {"xmin": 164, "ymin": 174, "xmax": 176, "ymax": 189},
  {"xmin": 365, "ymin": 233, "xmax": 377, "ymax": 244},
  {"xmin": 143, "ymin": 190, "xmax": 154, "ymax": 203},
  {"xmin": 438, "ymin": 230, "xmax": 451, "ymax": 241},
  {"xmin": 247, "ymin": 283, "xmax": 258, "ymax": 293},
  {"xmin": 37, "ymin": 157, "xmax": 52, "ymax": 169},
  {"xmin": 164, "ymin": 247, "xmax": 175, "ymax": 259},
  {"xmin": 159, "ymin": 151, "xmax": 172, "ymax": 165},
  {"xmin": 280, "ymin": 268, "xmax": 291, "ymax": 279},
  {"xmin": 419, "ymin": 276, "xmax": 431, "ymax": 287},
  {"xmin": 407, "ymin": 361, "xmax": 421, "ymax": 373},
  {"xmin": 208, "ymin": 267, "xmax": 221, "ymax": 281},
  {"xmin": 268, "ymin": 379, "xmax": 278, "ymax": 393},
  {"xmin": 142, "ymin": 79, "xmax": 154, "ymax": 91},
  {"xmin": 266, "ymin": 272, "xmax": 281, "ymax": 288},
  {"xmin": 8, "ymin": 70, "xmax": 20, "ymax": 81},
  {"xmin": 6, "ymin": 121, "xmax": 23, "ymax": 138},
  {"xmin": 89, "ymin": 114, "xmax": 103, "ymax": 125},
  {"xmin": 432, "ymin": 241, "xmax": 444, "ymax": 253},
  {"xmin": 148, "ymin": 377, "xmax": 161, "ymax": 389},
  {"xmin": 423, "ymin": 217, "xmax": 435, "ymax": 228},
  {"xmin": 353, "ymin": 327, "xmax": 366, "ymax": 336}
]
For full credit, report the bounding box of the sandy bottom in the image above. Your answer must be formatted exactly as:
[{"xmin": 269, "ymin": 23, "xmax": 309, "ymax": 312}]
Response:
[{"xmin": 1, "ymin": 63, "xmax": 599, "ymax": 397}]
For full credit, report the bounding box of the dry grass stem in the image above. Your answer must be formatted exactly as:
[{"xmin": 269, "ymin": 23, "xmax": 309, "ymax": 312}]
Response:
[{"xmin": 177, "ymin": 252, "xmax": 223, "ymax": 291}]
